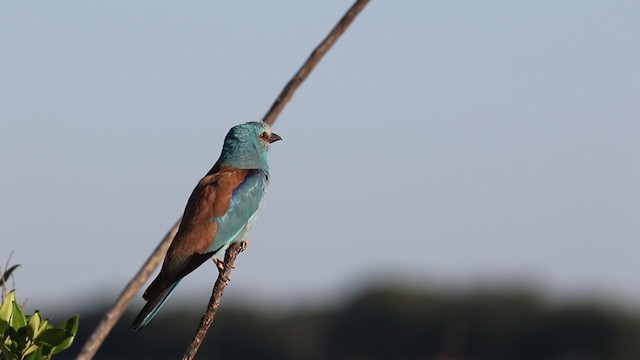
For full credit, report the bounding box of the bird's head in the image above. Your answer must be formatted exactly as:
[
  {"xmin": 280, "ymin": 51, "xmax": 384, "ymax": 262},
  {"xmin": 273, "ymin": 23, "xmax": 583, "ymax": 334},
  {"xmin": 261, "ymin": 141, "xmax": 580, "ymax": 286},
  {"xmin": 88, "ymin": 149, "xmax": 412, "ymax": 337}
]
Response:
[{"xmin": 217, "ymin": 121, "xmax": 282, "ymax": 172}]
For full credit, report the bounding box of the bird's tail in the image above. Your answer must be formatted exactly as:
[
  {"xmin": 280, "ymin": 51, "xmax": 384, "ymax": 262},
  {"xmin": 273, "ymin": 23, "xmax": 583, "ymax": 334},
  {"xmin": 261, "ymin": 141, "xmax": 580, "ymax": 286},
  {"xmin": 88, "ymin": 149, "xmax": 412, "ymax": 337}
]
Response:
[{"xmin": 130, "ymin": 280, "xmax": 180, "ymax": 332}]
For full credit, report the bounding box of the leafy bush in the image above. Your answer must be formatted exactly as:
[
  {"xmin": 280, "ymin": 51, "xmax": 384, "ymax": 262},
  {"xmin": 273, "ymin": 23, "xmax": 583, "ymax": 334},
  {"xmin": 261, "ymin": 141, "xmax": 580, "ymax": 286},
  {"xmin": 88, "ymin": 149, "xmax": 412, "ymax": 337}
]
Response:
[{"xmin": 0, "ymin": 265, "xmax": 79, "ymax": 360}]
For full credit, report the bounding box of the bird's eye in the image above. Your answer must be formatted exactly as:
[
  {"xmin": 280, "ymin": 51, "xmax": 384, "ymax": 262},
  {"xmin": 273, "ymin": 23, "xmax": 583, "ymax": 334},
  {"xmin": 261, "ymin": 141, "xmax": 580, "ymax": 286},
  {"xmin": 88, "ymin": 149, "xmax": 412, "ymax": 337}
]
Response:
[{"xmin": 260, "ymin": 132, "xmax": 269, "ymax": 140}]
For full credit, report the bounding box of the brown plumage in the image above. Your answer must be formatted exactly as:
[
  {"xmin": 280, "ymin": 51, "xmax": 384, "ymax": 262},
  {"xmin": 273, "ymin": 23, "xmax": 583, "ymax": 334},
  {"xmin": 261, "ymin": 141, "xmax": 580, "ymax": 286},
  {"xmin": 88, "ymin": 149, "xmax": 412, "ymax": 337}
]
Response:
[
  {"xmin": 142, "ymin": 166, "xmax": 249, "ymax": 302},
  {"xmin": 131, "ymin": 121, "xmax": 280, "ymax": 331}
]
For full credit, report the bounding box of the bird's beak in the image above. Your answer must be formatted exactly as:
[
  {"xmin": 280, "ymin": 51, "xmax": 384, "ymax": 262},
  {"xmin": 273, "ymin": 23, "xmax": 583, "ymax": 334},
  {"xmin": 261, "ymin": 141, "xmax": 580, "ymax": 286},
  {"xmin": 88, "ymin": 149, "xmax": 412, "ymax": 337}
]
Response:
[{"xmin": 268, "ymin": 133, "xmax": 282, "ymax": 143}]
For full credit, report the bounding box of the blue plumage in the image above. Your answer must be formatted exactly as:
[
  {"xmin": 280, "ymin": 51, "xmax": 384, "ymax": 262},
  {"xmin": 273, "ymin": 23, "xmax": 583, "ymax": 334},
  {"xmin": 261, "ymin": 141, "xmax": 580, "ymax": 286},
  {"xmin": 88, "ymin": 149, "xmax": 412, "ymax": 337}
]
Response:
[
  {"xmin": 131, "ymin": 122, "xmax": 281, "ymax": 331},
  {"xmin": 208, "ymin": 170, "xmax": 267, "ymax": 254}
]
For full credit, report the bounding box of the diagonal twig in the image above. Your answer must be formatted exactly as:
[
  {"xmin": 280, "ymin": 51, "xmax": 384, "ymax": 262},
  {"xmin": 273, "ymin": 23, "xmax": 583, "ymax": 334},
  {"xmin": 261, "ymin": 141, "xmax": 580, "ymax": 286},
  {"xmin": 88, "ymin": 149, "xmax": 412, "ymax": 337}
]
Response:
[
  {"xmin": 262, "ymin": 0, "xmax": 371, "ymax": 126},
  {"xmin": 183, "ymin": 1, "xmax": 370, "ymax": 358},
  {"xmin": 181, "ymin": 242, "xmax": 244, "ymax": 360},
  {"xmin": 76, "ymin": 219, "xmax": 180, "ymax": 360},
  {"xmin": 77, "ymin": 1, "xmax": 370, "ymax": 359}
]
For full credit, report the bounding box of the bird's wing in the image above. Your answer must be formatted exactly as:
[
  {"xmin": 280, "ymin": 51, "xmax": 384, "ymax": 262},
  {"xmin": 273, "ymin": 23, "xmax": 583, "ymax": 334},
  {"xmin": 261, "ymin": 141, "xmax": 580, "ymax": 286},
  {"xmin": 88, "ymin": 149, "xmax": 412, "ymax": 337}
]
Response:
[
  {"xmin": 143, "ymin": 167, "xmax": 251, "ymax": 299},
  {"xmin": 208, "ymin": 169, "xmax": 267, "ymax": 253}
]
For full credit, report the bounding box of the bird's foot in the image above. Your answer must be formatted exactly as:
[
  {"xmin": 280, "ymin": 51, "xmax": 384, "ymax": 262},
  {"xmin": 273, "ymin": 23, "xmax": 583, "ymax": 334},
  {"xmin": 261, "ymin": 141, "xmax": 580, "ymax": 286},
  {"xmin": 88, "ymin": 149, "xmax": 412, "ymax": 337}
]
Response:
[
  {"xmin": 213, "ymin": 257, "xmax": 237, "ymax": 274},
  {"xmin": 239, "ymin": 239, "xmax": 249, "ymax": 253},
  {"xmin": 213, "ymin": 257, "xmax": 226, "ymax": 273},
  {"xmin": 212, "ymin": 240, "xmax": 248, "ymax": 276}
]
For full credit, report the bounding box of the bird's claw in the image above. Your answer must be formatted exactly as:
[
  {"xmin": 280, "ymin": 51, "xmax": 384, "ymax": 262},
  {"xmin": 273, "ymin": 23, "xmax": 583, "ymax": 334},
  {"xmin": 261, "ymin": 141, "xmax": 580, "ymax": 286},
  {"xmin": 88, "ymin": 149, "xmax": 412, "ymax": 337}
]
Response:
[
  {"xmin": 213, "ymin": 258, "xmax": 226, "ymax": 273},
  {"xmin": 212, "ymin": 240, "xmax": 248, "ymax": 275},
  {"xmin": 239, "ymin": 239, "xmax": 249, "ymax": 253},
  {"xmin": 213, "ymin": 257, "xmax": 237, "ymax": 274}
]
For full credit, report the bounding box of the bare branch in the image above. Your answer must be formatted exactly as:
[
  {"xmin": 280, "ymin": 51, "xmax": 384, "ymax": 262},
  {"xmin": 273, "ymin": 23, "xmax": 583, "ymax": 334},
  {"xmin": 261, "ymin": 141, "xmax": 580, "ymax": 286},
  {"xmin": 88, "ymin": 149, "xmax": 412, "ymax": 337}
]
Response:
[
  {"xmin": 181, "ymin": 242, "xmax": 244, "ymax": 360},
  {"xmin": 262, "ymin": 0, "xmax": 371, "ymax": 126},
  {"xmin": 77, "ymin": 1, "xmax": 370, "ymax": 358},
  {"xmin": 76, "ymin": 219, "xmax": 180, "ymax": 360},
  {"xmin": 183, "ymin": 2, "xmax": 370, "ymax": 357}
]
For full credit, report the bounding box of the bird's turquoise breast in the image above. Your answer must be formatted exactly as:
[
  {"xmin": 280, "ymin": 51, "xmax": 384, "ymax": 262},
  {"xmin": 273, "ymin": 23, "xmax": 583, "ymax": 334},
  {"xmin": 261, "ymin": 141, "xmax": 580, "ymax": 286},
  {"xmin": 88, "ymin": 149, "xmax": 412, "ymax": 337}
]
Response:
[{"xmin": 207, "ymin": 170, "xmax": 267, "ymax": 254}]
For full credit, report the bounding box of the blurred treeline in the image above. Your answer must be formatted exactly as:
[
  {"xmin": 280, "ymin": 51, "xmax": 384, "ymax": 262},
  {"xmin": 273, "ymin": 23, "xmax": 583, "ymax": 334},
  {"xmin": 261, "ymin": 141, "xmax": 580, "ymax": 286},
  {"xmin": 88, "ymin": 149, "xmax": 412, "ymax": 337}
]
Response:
[{"xmin": 62, "ymin": 285, "xmax": 640, "ymax": 359}]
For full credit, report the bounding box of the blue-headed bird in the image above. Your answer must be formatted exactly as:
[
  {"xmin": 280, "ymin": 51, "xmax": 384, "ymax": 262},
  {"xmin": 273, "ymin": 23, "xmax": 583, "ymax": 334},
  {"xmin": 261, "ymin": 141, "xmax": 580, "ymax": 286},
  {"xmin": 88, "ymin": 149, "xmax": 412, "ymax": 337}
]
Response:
[{"xmin": 131, "ymin": 121, "xmax": 281, "ymax": 331}]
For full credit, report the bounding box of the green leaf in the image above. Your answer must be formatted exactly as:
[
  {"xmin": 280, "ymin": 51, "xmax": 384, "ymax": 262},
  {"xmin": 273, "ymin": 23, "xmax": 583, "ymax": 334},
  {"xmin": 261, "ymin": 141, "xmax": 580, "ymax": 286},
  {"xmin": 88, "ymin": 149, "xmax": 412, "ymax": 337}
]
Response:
[
  {"xmin": 24, "ymin": 348, "xmax": 44, "ymax": 360},
  {"xmin": 14, "ymin": 326, "xmax": 27, "ymax": 351},
  {"xmin": 22, "ymin": 342, "xmax": 39, "ymax": 357},
  {"xmin": 26, "ymin": 312, "xmax": 42, "ymax": 340},
  {"xmin": 0, "ymin": 314, "xmax": 9, "ymax": 335},
  {"xmin": 34, "ymin": 347, "xmax": 45, "ymax": 360},
  {"xmin": 50, "ymin": 315, "xmax": 79, "ymax": 355},
  {"xmin": 0, "ymin": 340, "xmax": 18, "ymax": 360},
  {"xmin": 9, "ymin": 302, "xmax": 26, "ymax": 329},
  {"xmin": 4, "ymin": 326, "xmax": 27, "ymax": 356},
  {"xmin": 34, "ymin": 329, "xmax": 71, "ymax": 347},
  {"xmin": 58, "ymin": 315, "xmax": 78, "ymax": 335},
  {"xmin": 5, "ymin": 326, "xmax": 19, "ymax": 343},
  {"xmin": 40, "ymin": 344, "xmax": 54, "ymax": 358},
  {"xmin": 36, "ymin": 318, "xmax": 48, "ymax": 339},
  {"xmin": 0, "ymin": 264, "xmax": 20, "ymax": 288},
  {"xmin": 0, "ymin": 291, "xmax": 16, "ymax": 329},
  {"xmin": 4, "ymin": 291, "xmax": 16, "ymax": 304}
]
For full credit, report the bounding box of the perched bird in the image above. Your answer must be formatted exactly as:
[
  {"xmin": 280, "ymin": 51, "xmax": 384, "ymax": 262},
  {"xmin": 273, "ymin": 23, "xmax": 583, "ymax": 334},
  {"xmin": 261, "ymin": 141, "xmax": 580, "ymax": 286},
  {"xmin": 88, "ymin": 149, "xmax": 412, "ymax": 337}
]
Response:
[{"xmin": 131, "ymin": 121, "xmax": 281, "ymax": 331}]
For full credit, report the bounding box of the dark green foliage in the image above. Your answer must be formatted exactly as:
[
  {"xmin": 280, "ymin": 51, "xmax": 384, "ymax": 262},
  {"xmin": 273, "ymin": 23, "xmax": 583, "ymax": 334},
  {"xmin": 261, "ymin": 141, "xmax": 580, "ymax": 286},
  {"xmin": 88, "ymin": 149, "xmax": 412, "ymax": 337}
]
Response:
[
  {"xmin": 0, "ymin": 266, "xmax": 20, "ymax": 289},
  {"xmin": 0, "ymin": 266, "xmax": 79, "ymax": 360},
  {"xmin": 65, "ymin": 285, "xmax": 640, "ymax": 359}
]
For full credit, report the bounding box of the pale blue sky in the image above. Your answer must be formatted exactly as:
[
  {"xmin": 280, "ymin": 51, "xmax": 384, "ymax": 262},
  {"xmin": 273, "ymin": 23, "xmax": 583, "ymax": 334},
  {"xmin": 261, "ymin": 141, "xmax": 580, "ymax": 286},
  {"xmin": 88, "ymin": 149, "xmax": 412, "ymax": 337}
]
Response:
[{"xmin": 2, "ymin": 1, "xmax": 639, "ymax": 312}]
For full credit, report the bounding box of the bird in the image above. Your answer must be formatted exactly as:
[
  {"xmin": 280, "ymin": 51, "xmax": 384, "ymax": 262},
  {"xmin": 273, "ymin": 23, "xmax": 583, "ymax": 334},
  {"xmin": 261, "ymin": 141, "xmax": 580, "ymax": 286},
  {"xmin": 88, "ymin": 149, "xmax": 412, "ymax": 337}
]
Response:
[{"xmin": 130, "ymin": 121, "xmax": 281, "ymax": 331}]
